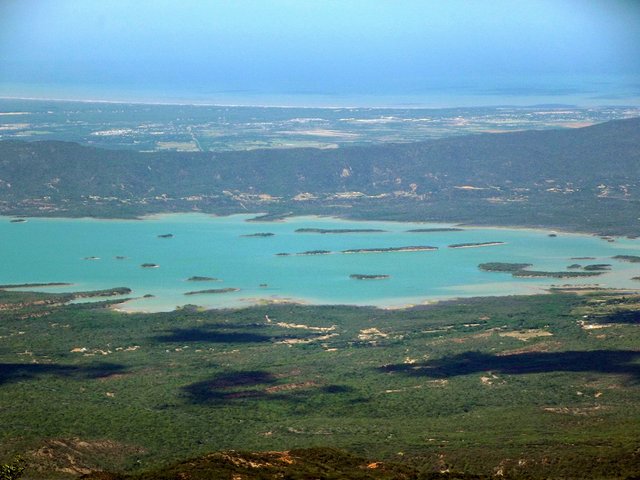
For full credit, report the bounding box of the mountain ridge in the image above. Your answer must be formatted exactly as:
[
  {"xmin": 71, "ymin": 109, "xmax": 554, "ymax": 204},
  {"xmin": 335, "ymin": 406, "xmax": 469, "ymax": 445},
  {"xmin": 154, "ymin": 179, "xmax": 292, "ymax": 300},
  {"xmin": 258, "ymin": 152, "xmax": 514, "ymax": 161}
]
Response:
[{"xmin": 1, "ymin": 117, "xmax": 639, "ymax": 235}]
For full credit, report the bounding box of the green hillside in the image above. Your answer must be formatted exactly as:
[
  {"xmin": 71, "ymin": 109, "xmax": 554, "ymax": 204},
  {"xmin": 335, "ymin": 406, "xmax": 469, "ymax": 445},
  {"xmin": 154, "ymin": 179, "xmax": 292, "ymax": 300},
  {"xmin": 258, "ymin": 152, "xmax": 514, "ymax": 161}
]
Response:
[
  {"xmin": 1, "ymin": 118, "xmax": 639, "ymax": 234},
  {"xmin": 0, "ymin": 287, "xmax": 639, "ymax": 479}
]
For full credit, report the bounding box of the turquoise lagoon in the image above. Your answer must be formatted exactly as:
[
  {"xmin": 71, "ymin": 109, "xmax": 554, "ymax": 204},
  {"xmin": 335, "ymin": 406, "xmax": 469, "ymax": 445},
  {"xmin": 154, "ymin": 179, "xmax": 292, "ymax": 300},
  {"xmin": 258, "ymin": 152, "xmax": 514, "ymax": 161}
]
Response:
[{"xmin": 1, "ymin": 214, "xmax": 639, "ymax": 312}]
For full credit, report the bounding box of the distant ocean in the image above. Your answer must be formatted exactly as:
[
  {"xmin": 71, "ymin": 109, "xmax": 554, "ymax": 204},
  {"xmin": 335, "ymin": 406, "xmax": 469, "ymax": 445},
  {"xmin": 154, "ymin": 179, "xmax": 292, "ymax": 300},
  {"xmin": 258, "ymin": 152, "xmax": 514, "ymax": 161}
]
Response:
[{"xmin": 1, "ymin": 74, "xmax": 639, "ymax": 108}]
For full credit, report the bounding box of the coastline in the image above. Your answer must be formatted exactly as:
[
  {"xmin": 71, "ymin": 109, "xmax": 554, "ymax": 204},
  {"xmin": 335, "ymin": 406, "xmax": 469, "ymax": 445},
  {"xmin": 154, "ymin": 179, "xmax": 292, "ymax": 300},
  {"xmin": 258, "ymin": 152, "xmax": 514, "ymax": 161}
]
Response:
[
  {"xmin": 3, "ymin": 81, "xmax": 640, "ymax": 109},
  {"xmin": 3, "ymin": 212, "xmax": 639, "ymax": 314},
  {"xmin": 3, "ymin": 212, "xmax": 629, "ymax": 242}
]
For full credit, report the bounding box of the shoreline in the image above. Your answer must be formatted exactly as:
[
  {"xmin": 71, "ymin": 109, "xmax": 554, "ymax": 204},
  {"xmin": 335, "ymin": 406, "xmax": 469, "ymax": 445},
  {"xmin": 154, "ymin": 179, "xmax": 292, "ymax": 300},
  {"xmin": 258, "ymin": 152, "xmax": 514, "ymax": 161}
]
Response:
[
  {"xmin": 0, "ymin": 94, "xmax": 541, "ymax": 110},
  {"xmin": 27, "ymin": 280, "xmax": 640, "ymax": 315},
  {"xmin": 3, "ymin": 92, "xmax": 640, "ymax": 110},
  {"xmin": 2, "ymin": 211, "xmax": 632, "ymax": 240},
  {"xmin": 3, "ymin": 213, "xmax": 639, "ymax": 314}
]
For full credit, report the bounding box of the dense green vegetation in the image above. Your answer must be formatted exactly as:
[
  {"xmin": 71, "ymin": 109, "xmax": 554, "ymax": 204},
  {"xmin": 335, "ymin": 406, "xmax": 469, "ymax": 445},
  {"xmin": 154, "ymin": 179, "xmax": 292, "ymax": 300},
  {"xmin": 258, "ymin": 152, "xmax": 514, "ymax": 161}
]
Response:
[
  {"xmin": 1, "ymin": 99, "xmax": 635, "ymax": 153},
  {"xmin": 613, "ymin": 255, "xmax": 640, "ymax": 263},
  {"xmin": 478, "ymin": 262, "xmax": 605, "ymax": 278},
  {"xmin": 0, "ymin": 287, "xmax": 638, "ymax": 479},
  {"xmin": 0, "ymin": 458, "xmax": 25, "ymax": 480},
  {"xmin": 1, "ymin": 118, "xmax": 640, "ymax": 235},
  {"xmin": 241, "ymin": 232, "xmax": 275, "ymax": 237},
  {"xmin": 478, "ymin": 263, "xmax": 533, "ymax": 272},
  {"xmin": 0, "ymin": 283, "xmax": 72, "ymax": 289},
  {"xmin": 2, "ymin": 117, "xmax": 640, "ymax": 478},
  {"xmin": 183, "ymin": 288, "xmax": 240, "ymax": 295}
]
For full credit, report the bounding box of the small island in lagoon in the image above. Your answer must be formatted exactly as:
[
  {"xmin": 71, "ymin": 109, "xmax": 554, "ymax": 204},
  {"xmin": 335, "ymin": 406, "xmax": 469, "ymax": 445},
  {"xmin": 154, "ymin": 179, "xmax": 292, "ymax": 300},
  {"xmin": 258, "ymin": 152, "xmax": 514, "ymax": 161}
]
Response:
[
  {"xmin": 583, "ymin": 264, "xmax": 612, "ymax": 271},
  {"xmin": 157, "ymin": 233, "xmax": 173, "ymax": 238},
  {"xmin": 479, "ymin": 262, "xmax": 533, "ymax": 272},
  {"xmin": 184, "ymin": 287, "xmax": 240, "ymax": 295},
  {"xmin": 566, "ymin": 263, "xmax": 613, "ymax": 271},
  {"xmin": 74, "ymin": 287, "xmax": 132, "ymax": 298},
  {"xmin": 9, "ymin": 218, "xmax": 27, "ymax": 223},
  {"xmin": 342, "ymin": 245, "xmax": 438, "ymax": 254},
  {"xmin": 276, "ymin": 250, "xmax": 333, "ymax": 256},
  {"xmin": 479, "ymin": 262, "xmax": 605, "ymax": 278},
  {"xmin": 350, "ymin": 274, "xmax": 390, "ymax": 280},
  {"xmin": 449, "ymin": 241, "xmax": 505, "ymax": 249},
  {"xmin": 277, "ymin": 245, "xmax": 441, "ymax": 256},
  {"xmin": 187, "ymin": 276, "xmax": 220, "ymax": 282},
  {"xmin": 613, "ymin": 255, "xmax": 640, "ymax": 263},
  {"xmin": 0, "ymin": 282, "xmax": 72, "ymax": 289},
  {"xmin": 406, "ymin": 227, "xmax": 464, "ymax": 233},
  {"xmin": 295, "ymin": 228, "xmax": 387, "ymax": 234},
  {"xmin": 140, "ymin": 263, "xmax": 159, "ymax": 268},
  {"xmin": 241, "ymin": 232, "xmax": 275, "ymax": 237}
]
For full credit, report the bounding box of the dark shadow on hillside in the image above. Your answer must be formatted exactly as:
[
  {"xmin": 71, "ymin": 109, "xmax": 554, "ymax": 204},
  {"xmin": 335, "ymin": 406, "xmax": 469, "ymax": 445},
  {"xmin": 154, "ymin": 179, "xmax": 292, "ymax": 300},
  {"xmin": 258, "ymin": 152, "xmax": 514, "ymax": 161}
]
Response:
[
  {"xmin": 155, "ymin": 325, "xmax": 314, "ymax": 344},
  {"xmin": 157, "ymin": 327, "xmax": 273, "ymax": 343},
  {"xmin": 0, "ymin": 362, "xmax": 127, "ymax": 386},
  {"xmin": 185, "ymin": 370, "xmax": 276, "ymax": 403},
  {"xmin": 183, "ymin": 370, "xmax": 356, "ymax": 404},
  {"xmin": 379, "ymin": 350, "xmax": 640, "ymax": 381},
  {"xmin": 592, "ymin": 311, "xmax": 640, "ymax": 325}
]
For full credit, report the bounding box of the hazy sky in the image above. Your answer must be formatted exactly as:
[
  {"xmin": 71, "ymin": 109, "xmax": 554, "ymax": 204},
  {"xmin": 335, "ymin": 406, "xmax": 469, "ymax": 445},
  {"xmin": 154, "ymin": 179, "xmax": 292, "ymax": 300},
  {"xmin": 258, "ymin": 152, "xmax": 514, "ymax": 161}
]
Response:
[{"xmin": 1, "ymin": 0, "xmax": 639, "ymax": 104}]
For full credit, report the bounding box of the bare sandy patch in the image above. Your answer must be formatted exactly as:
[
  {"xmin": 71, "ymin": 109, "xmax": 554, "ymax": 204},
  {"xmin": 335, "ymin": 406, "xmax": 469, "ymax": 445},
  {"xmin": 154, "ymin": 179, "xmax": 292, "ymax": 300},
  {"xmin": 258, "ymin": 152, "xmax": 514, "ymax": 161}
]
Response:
[
  {"xmin": 279, "ymin": 333, "xmax": 338, "ymax": 345},
  {"xmin": 279, "ymin": 129, "xmax": 359, "ymax": 138},
  {"xmin": 358, "ymin": 327, "xmax": 389, "ymax": 341},
  {"xmin": 274, "ymin": 322, "xmax": 335, "ymax": 333},
  {"xmin": 155, "ymin": 141, "xmax": 199, "ymax": 152},
  {"xmin": 498, "ymin": 329, "xmax": 553, "ymax": 341},
  {"xmin": 28, "ymin": 438, "xmax": 145, "ymax": 476}
]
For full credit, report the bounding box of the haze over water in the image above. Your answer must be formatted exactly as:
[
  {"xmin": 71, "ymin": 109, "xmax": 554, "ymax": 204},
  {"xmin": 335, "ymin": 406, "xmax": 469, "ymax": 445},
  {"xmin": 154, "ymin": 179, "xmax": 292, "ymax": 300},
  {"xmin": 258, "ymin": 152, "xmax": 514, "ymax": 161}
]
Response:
[
  {"xmin": 2, "ymin": 214, "xmax": 639, "ymax": 312},
  {"xmin": 2, "ymin": 1, "xmax": 639, "ymax": 109}
]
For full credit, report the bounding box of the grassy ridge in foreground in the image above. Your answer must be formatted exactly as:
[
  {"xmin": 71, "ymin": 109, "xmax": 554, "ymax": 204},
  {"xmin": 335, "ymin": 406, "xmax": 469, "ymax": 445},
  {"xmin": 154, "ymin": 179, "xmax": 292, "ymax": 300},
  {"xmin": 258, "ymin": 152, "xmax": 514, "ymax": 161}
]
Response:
[{"xmin": 0, "ymin": 288, "xmax": 638, "ymax": 479}]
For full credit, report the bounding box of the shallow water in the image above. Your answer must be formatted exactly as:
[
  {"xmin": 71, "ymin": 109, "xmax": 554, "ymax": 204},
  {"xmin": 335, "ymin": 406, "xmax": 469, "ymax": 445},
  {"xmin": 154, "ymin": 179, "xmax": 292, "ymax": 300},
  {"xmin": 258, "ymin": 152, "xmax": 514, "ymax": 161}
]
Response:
[{"xmin": 1, "ymin": 214, "xmax": 639, "ymax": 312}]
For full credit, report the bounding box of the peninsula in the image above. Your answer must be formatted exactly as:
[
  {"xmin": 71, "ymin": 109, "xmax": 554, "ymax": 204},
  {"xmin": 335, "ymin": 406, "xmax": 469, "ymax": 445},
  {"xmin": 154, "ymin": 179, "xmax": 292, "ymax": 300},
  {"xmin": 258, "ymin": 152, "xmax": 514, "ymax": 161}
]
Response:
[{"xmin": 448, "ymin": 242, "xmax": 505, "ymax": 249}]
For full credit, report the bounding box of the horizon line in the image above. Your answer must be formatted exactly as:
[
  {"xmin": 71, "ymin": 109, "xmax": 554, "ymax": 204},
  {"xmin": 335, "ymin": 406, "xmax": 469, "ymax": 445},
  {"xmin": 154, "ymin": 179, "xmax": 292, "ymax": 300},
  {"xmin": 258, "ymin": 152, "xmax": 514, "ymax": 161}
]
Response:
[{"xmin": 4, "ymin": 94, "xmax": 629, "ymax": 111}]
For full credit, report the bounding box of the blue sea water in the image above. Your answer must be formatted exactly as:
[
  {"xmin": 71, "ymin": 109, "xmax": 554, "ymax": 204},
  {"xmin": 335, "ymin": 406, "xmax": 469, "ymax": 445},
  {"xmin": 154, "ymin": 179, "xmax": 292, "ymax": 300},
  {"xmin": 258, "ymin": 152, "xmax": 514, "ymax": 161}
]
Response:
[
  {"xmin": 2, "ymin": 74, "xmax": 639, "ymax": 108},
  {"xmin": 1, "ymin": 214, "xmax": 639, "ymax": 312}
]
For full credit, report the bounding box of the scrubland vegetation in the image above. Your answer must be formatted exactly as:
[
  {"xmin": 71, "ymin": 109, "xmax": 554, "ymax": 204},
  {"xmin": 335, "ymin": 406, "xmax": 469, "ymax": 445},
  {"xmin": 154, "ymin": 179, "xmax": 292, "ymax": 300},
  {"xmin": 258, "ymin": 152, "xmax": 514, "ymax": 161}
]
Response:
[{"xmin": 0, "ymin": 287, "xmax": 638, "ymax": 478}]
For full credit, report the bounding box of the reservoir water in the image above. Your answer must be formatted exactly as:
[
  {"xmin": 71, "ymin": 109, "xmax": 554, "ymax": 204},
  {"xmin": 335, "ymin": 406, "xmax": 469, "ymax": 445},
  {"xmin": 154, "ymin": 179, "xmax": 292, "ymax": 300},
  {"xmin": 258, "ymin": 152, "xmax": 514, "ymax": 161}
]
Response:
[{"xmin": 1, "ymin": 214, "xmax": 639, "ymax": 312}]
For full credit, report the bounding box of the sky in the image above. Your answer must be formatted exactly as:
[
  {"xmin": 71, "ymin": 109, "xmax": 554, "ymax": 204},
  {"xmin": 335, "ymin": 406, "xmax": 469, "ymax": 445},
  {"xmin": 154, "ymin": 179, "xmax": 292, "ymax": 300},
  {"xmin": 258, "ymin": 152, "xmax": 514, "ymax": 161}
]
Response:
[{"xmin": 1, "ymin": 0, "xmax": 640, "ymax": 106}]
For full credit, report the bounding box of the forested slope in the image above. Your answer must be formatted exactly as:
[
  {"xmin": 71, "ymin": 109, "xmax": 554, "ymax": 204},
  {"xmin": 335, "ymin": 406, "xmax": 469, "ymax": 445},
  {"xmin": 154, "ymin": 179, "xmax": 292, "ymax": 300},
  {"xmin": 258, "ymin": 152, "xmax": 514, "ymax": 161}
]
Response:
[{"xmin": 1, "ymin": 117, "xmax": 639, "ymax": 234}]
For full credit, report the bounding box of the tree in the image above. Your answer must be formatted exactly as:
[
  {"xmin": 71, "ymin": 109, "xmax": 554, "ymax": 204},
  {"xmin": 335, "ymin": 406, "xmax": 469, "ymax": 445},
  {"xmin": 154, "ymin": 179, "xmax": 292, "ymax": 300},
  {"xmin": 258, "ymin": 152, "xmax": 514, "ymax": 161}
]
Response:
[{"xmin": 0, "ymin": 457, "xmax": 25, "ymax": 480}]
